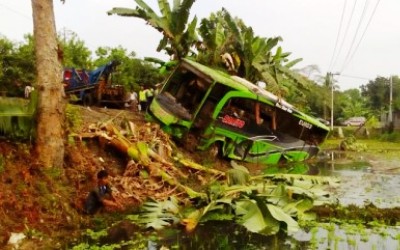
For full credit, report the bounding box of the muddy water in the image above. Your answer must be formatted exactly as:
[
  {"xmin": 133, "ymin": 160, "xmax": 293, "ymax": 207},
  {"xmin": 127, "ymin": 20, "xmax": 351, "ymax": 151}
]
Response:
[
  {"xmin": 291, "ymin": 152, "xmax": 400, "ymax": 250},
  {"xmin": 151, "ymin": 152, "xmax": 400, "ymax": 250},
  {"xmin": 316, "ymin": 151, "xmax": 400, "ymax": 208}
]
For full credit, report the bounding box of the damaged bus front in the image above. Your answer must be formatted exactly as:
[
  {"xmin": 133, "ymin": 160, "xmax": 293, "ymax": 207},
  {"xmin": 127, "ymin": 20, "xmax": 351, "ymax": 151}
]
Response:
[{"xmin": 146, "ymin": 58, "xmax": 329, "ymax": 165}]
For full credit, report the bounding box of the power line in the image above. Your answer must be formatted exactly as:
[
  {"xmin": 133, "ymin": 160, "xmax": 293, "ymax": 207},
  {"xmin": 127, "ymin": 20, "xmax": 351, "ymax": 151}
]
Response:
[
  {"xmin": 0, "ymin": 2, "xmax": 31, "ymax": 20},
  {"xmin": 331, "ymin": 0, "xmax": 358, "ymax": 70},
  {"xmin": 340, "ymin": 0, "xmax": 370, "ymax": 72},
  {"xmin": 328, "ymin": 0, "xmax": 347, "ymax": 71},
  {"xmin": 341, "ymin": 0, "xmax": 381, "ymax": 71},
  {"xmin": 340, "ymin": 74, "xmax": 371, "ymax": 80}
]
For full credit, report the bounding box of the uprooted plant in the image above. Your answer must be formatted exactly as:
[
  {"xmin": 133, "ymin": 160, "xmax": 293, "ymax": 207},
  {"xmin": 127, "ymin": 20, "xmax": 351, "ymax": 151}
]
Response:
[{"xmin": 127, "ymin": 165, "xmax": 339, "ymax": 236}]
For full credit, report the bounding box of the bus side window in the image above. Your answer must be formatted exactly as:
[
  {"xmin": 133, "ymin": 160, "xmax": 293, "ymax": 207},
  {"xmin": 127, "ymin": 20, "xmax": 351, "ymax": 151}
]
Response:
[
  {"xmin": 194, "ymin": 100, "xmax": 215, "ymax": 128},
  {"xmin": 179, "ymin": 78, "xmax": 207, "ymax": 113}
]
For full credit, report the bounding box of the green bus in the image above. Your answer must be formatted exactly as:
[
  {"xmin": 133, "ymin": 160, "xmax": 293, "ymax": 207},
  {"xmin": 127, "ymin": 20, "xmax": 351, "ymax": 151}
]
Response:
[{"xmin": 146, "ymin": 58, "xmax": 330, "ymax": 165}]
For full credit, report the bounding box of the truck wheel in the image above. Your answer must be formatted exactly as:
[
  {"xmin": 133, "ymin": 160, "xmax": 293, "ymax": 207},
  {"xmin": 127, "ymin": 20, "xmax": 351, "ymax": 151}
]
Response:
[{"xmin": 83, "ymin": 93, "xmax": 93, "ymax": 106}]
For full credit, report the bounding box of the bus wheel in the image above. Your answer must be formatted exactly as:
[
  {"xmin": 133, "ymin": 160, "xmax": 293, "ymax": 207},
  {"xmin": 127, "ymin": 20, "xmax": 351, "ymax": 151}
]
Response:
[{"xmin": 83, "ymin": 93, "xmax": 93, "ymax": 106}]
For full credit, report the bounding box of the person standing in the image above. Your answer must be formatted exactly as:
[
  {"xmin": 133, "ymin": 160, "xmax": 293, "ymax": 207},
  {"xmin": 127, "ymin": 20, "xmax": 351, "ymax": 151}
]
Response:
[
  {"xmin": 125, "ymin": 89, "xmax": 138, "ymax": 110},
  {"xmin": 139, "ymin": 87, "xmax": 147, "ymax": 112},
  {"xmin": 146, "ymin": 87, "xmax": 154, "ymax": 105},
  {"xmin": 24, "ymin": 85, "xmax": 34, "ymax": 98}
]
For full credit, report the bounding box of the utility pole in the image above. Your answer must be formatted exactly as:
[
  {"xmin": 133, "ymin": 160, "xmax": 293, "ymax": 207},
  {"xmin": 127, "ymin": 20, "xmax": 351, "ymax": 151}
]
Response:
[
  {"xmin": 389, "ymin": 75, "xmax": 393, "ymax": 123},
  {"xmin": 329, "ymin": 72, "xmax": 340, "ymax": 131},
  {"xmin": 62, "ymin": 27, "xmax": 74, "ymax": 44},
  {"xmin": 330, "ymin": 72, "xmax": 334, "ymax": 131}
]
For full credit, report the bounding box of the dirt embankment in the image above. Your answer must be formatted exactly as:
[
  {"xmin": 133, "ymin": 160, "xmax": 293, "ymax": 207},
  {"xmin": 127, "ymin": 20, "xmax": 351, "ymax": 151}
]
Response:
[{"xmin": 0, "ymin": 106, "xmax": 230, "ymax": 248}]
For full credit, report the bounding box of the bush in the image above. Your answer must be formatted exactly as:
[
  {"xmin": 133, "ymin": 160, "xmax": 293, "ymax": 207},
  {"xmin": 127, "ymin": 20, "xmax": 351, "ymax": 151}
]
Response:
[{"xmin": 379, "ymin": 132, "xmax": 400, "ymax": 142}]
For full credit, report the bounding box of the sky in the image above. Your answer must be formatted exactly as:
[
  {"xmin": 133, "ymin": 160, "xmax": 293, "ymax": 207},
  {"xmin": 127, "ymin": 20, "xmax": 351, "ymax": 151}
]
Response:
[{"xmin": 1, "ymin": 0, "xmax": 399, "ymax": 91}]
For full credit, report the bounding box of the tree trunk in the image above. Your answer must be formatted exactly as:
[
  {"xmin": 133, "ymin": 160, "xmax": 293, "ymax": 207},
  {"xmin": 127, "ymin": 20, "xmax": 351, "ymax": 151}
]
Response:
[{"xmin": 31, "ymin": 0, "xmax": 66, "ymax": 168}]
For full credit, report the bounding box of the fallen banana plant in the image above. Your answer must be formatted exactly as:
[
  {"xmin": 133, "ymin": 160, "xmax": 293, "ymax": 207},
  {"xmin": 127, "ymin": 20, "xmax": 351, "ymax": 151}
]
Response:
[
  {"xmin": 128, "ymin": 170, "xmax": 339, "ymax": 236},
  {"xmin": 76, "ymin": 120, "xmax": 212, "ymax": 199},
  {"xmin": 177, "ymin": 158, "xmax": 225, "ymax": 177}
]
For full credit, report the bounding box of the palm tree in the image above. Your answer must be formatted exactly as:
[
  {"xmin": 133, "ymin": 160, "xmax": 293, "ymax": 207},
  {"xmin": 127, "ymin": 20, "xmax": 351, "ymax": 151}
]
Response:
[
  {"xmin": 108, "ymin": 0, "xmax": 198, "ymax": 60},
  {"xmin": 31, "ymin": 0, "xmax": 66, "ymax": 168}
]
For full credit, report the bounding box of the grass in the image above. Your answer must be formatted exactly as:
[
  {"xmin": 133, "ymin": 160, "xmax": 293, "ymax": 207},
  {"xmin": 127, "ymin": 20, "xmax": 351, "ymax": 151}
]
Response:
[{"xmin": 322, "ymin": 138, "xmax": 400, "ymax": 151}]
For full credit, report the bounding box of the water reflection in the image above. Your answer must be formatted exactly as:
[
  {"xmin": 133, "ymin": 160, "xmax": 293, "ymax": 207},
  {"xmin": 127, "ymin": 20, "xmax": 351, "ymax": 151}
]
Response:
[
  {"xmin": 155, "ymin": 221, "xmax": 297, "ymax": 250},
  {"xmin": 315, "ymin": 151, "xmax": 400, "ymax": 208},
  {"xmin": 152, "ymin": 222, "xmax": 400, "ymax": 250},
  {"xmin": 292, "ymin": 224, "xmax": 400, "ymax": 250}
]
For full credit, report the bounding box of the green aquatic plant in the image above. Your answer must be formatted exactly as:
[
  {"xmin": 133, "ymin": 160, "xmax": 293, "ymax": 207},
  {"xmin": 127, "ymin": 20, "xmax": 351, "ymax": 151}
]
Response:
[
  {"xmin": 339, "ymin": 136, "xmax": 367, "ymax": 151},
  {"xmin": 128, "ymin": 173, "xmax": 338, "ymax": 236},
  {"xmin": 72, "ymin": 228, "xmax": 148, "ymax": 250},
  {"xmin": 309, "ymin": 227, "xmax": 319, "ymax": 249},
  {"xmin": 346, "ymin": 236, "xmax": 356, "ymax": 247}
]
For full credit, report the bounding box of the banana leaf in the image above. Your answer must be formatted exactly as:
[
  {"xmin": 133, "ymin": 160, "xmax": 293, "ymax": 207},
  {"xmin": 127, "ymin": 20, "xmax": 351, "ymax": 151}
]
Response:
[{"xmin": 0, "ymin": 95, "xmax": 36, "ymax": 139}]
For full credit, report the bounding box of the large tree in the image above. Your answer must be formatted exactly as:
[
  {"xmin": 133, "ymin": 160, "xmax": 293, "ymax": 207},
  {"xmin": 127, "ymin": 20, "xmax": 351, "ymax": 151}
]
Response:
[{"xmin": 31, "ymin": 0, "xmax": 65, "ymax": 168}]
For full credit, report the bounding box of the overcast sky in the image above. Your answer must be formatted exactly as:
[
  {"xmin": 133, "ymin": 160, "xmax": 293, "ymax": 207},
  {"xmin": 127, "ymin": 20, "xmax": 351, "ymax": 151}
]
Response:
[{"xmin": 1, "ymin": 0, "xmax": 399, "ymax": 90}]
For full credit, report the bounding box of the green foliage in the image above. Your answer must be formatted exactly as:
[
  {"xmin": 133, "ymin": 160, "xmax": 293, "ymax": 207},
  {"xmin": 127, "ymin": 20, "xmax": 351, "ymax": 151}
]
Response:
[
  {"xmin": 0, "ymin": 35, "xmax": 36, "ymax": 96},
  {"xmin": 361, "ymin": 76, "xmax": 394, "ymax": 111},
  {"xmin": 65, "ymin": 104, "xmax": 82, "ymax": 132},
  {"xmin": 59, "ymin": 31, "xmax": 92, "ymax": 68},
  {"xmin": 71, "ymin": 228, "xmax": 148, "ymax": 250},
  {"xmin": 379, "ymin": 132, "xmax": 400, "ymax": 142},
  {"xmin": 0, "ymin": 97, "xmax": 35, "ymax": 139},
  {"xmin": 128, "ymin": 174, "xmax": 338, "ymax": 236},
  {"xmin": 197, "ymin": 8, "xmax": 310, "ymax": 104},
  {"xmin": 365, "ymin": 115, "xmax": 380, "ymax": 129},
  {"xmin": 340, "ymin": 89, "xmax": 369, "ymax": 119},
  {"xmin": 94, "ymin": 46, "xmax": 163, "ymax": 90},
  {"xmin": 339, "ymin": 136, "xmax": 367, "ymax": 151},
  {"xmin": 108, "ymin": 0, "xmax": 198, "ymax": 59},
  {"xmin": 42, "ymin": 165, "xmax": 64, "ymax": 179},
  {"xmin": 263, "ymin": 162, "xmax": 309, "ymax": 175},
  {"xmin": 127, "ymin": 197, "xmax": 181, "ymax": 230}
]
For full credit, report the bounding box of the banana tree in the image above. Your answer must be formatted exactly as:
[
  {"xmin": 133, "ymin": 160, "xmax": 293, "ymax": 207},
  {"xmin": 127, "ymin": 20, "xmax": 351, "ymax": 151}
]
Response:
[
  {"xmin": 108, "ymin": 0, "xmax": 198, "ymax": 60},
  {"xmin": 198, "ymin": 9, "xmax": 313, "ymax": 102},
  {"xmin": 197, "ymin": 8, "xmax": 240, "ymax": 70}
]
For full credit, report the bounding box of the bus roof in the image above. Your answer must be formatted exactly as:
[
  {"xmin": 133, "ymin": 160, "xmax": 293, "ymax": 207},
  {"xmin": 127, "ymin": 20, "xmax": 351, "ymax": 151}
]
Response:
[
  {"xmin": 182, "ymin": 58, "xmax": 291, "ymax": 107},
  {"xmin": 181, "ymin": 58, "xmax": 329, "ymax": 131}
]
